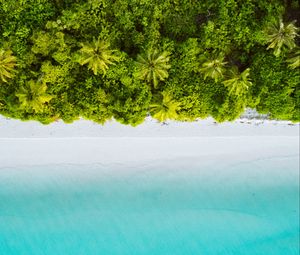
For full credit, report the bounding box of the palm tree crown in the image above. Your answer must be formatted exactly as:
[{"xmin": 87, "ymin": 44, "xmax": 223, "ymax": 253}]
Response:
[
  {"xmin": 199, "ymin": 55, "xmax": 227, "ymax": 81},
  {"xmin": 16, "ymin": 80, "xmax": 54, "ymax": 113},
  {"xmin": 136, "ymin": 49, "xmax": 171, "ymax": 88},
  {"xmin": 0, "ymin": 48, "xmax": 17, "ymax": 83},
  {"xmin": 78, "ymin": 38, "xmax": 120, "ymax": 75},
  {"xmin": 223, "ymin": 67, "xmax": 252, "ymax": 97},
  {"xmin": 264, "ymin": 19, "xmax": 299, "ymax": 57},
  {"xmin": 150, "ymin": 91, "xmax": 180, "ymax": 122}
]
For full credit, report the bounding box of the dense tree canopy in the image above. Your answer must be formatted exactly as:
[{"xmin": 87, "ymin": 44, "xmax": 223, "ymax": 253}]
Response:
[{"xmin": 0, "ymin": 0, "xmax": 299, "ymax": 125}]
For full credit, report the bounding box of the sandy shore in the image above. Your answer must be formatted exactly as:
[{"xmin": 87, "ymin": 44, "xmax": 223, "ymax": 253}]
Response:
[
  {"xmin": 0, "ymin": 116, "xmax": 298, "ymax": 168},
  {"xmin": 0, "ymin": 116, "xmax": 298, "ymax": 138}
]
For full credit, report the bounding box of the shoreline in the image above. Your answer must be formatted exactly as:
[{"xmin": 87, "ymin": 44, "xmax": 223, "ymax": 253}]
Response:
[
  {"xmin": 0, "ymin": 115, "xmax": 298, "ymax": 168},
  {"xmin": 0, "ymin": 116, "xmax": 298, "ymax": 138}
]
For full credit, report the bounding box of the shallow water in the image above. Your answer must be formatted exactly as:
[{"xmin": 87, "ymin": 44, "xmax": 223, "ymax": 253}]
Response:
[{"xmin": 0, "ymin": 156, "xmax": 299, "ymax": 255}]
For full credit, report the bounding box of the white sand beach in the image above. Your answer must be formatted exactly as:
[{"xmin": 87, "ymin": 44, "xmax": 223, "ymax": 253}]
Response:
[{"xmin": 0, "ymin": 115, "xmax": 298, "ymax": 168}]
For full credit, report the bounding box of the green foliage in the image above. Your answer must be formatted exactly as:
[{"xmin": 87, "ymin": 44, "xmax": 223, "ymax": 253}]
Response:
[
  {"xmin": 0, "ymin": 0, "xmax": 298, "ymax": 124},
  {"xmin": 177, "ymin": 38, "xmax": 201, "ymax": 73},
  {"xmin": 104, "ymin": 59, "xmax": 152, "ymax": 126},
  {"xmin": 249, "ymin": 51, "xmax": 299, "ymax": 121},
  {"xmin": 0, "ymin": 0, "xmax": 56, "ymax": 59},
  {"xmin": 0, "ymin": 48, "xmax": 17, "ymax": 83}
]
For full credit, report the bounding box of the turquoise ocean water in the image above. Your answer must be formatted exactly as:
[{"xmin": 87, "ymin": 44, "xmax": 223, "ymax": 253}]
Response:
[{"xmin": 0, "ymin": 156, "xmax": 299, "ymax": 254}]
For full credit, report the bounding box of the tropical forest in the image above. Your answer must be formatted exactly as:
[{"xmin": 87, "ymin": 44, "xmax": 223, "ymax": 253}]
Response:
[{"xmin": 0, "ymin": 0, "xmax": 299, "ymax": 125}]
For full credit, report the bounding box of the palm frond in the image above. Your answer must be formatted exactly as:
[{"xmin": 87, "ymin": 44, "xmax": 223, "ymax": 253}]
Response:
[
  {"xmin": 223, "ymin": 67, "xmax": 252, "ymax": 97},
  {"xmin": 199, "ymin": 55, "xmax": 227, "ymax": 82},
  {"xmin": 150, "ymin": 91, "xmax": 180, "ymax": 122},
  {"xmin": 286, "ymin": 48, "xmax": 300, "ymax": 69},
  {"xmin": 78, "ymin": 38, "xmax": 120, "ymax": 75},
  {"xmin": 264, "ymin": 19, "xmax": 299, "ymax": 57},
  {"xmin": 16, "ymin": 80, "xmax": 54, "ymax": 113},
  {"xmin": 136, "ymin": 49, "xmax": 171, "ymax": 88},
  {"xmin": 0, "ymin": 48, "xmax": 17, "ymax": 83}
]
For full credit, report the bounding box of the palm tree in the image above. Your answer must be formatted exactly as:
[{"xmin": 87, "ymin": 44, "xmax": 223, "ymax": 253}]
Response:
[
  {"xmin": 0, "ymin": 48, "xmax": 17, "ymax": 83},
  {"xmin": 264, "ymin": 19, "xmax": 299, "ymax": 57},
  {"xmin": 199, "ymin": 54, "xmax": 227, "ymax": 82},
  {"xmin": 150, "ymin": 91, "xmax": 180, "ymax": 122},
  {"xmin": 16, "ymin": 80, "xmax": 54, "ymax": 113},
  {"xmin": 286, "ymin": 47, "xmax": 300, "ymax": 69},
  {"xmin": 77, "ymin": 38, "xmax": 120, "ymax": 75},
  {"xmin": 223, "ymin": 67, "xmax": 252, "ymax": 97},
  {"xmin": 136, "ymin": 49, "xmax": 171, "ymax": 88}
]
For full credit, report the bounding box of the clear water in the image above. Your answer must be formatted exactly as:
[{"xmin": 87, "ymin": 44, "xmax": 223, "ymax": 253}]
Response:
[{"xmin": 0, "ymin": 156, "xmax": 299, "ymax": 255}]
